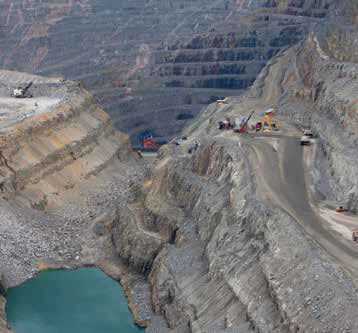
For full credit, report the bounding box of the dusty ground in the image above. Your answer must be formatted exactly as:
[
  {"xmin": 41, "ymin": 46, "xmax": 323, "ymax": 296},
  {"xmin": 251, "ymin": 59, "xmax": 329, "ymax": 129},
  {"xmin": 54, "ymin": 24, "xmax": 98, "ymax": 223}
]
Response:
[
  {"xmin": 194, "ymin": 96, "xmax": 358, "ymax": 284},
  {"xmin": 0, "ymin": 97, "xmax": 62, "ymax": 131},
  {"xmin": 0, "ymin": 156, "xmax": 144, "ymax": 287}
]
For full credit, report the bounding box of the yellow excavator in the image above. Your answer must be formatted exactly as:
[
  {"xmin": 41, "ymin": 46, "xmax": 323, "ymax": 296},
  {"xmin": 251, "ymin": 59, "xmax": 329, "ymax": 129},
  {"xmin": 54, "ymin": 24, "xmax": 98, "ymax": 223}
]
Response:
[{"xmin": 261, "ymin": 109, "xmax": 279, "ymax": 132}]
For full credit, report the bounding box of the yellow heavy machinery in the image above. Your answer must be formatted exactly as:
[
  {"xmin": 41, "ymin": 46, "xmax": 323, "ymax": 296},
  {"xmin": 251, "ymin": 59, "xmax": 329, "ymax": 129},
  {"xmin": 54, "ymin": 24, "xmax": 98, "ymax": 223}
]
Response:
[{"xmin": 261, "ymin": 109, "xmax": 279, "ymax": 132}]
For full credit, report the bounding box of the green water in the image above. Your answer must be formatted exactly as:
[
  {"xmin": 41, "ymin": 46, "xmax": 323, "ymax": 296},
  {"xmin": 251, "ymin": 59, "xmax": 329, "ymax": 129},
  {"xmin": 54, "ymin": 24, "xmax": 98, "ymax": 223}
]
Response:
[{"xmin": 6, "ymin": 268, "xmax": 143, "ymax": 333}]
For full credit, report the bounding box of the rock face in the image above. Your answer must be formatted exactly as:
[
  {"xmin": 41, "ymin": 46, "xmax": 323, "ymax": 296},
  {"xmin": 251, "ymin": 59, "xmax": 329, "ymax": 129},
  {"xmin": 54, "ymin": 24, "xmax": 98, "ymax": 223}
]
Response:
[
  {"xmin": 0, "ymin": 71, "xmax": 130, "ymax": 207},
  {"xmin": 114, "ymin": 137, "xmax": 358, "ymax": 332},
  {"xmin": 0, "ymin": 277, "xmax": 9, "ymax": 333},
  {"xmin": 0, "ymin": 70, "xmax": 139, "ymax": 330},
  {"xmin": 1, "ymin": 1, "xmax": 358, "ymax": 332},
  {"xmin": 0, "ymin": 0, "xmax": 335, "ymax": 146},
  {"xmin": 110, "ymin": 1, "xmax": 358, "ymax": 332},
  {"xmin": 248, "ymin": 0, "xmax": 358, "ymax": 212},
  {"xmin": 0, "ymin": 296, "xmax": 10, "ymax": 333},
  {"xmin": 0, "ymin": 70, "xmax": 135, "ymax": 284}
]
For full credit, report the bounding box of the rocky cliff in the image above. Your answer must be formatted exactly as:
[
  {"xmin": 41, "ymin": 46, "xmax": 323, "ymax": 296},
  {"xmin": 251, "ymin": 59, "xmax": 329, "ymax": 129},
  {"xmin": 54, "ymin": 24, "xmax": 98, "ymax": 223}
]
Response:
[
  {"xmin": 0, "ymin": 297, "xmax": 9, "ymax": 333},
  {"xmin": 1, "ymin": 1, "xmax": 358, "ymax": 332},
  {"xmin": 248, "ymin": 0, "xmax": 358, "ymax": 212},
  {"xmin": 0, "ymin": 70, "xmax": 143, "ymax": 331},
  {"xmin": 0, "ymin": 0, "xmax": 335, "ymax": 146},
  {"xmin": 110, "ymin": 1, "xmax": 358, "ymax": 332},
  {"xmin": 115, "ymin": 135, "xmax": 358, "ymax": 332}
]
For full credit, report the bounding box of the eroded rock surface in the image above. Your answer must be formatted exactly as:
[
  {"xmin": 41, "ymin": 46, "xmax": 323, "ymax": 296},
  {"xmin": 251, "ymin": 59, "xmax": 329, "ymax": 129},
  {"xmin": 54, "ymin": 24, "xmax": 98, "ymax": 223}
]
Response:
[
  {"xmin": 110, "ymin": 1, "xmax": 358, "ymax": 332},
  {"xmin": 116, "ymin": 136, "xmax": 358, "ymax": 332},
  {"xmin": 0, "ymin": 70, "xmax": 149, "ymax": 329},
  {"xmin": 1, "ymin": 1, "xmax": 358, "ymax": 332},
  {"xmin": 247, "ymin": 0, "xmax": 358, "ymax": 212}
]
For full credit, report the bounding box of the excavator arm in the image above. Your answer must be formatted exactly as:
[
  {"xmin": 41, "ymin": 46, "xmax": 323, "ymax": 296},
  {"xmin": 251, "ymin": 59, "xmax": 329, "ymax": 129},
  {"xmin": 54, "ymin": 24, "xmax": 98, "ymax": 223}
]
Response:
[
  {"xmin": 13, "ymin": 82, "xmax": 33, "ymax": 98},
  {"xmin": 22, "ymin": 82, "xmax": 33, "ymax": 95}
]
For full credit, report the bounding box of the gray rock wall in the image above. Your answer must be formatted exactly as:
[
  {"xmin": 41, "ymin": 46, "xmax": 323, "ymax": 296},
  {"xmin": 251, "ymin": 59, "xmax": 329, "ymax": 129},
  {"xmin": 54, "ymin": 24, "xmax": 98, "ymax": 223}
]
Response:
[
  {"xmin": 248, "ymin": 2, "xmax": 358, "ymax": 211},
  {"xmin": 113, "ymin": 137, "xmax": 358, "ymax": 332}
]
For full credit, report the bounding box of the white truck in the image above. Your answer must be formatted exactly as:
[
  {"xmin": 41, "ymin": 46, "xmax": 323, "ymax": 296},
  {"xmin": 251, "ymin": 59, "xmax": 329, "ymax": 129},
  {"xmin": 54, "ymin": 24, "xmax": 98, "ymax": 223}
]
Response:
[{"xmin": 300, "ymin": 130, "xmax": 314, "ymax": 145}]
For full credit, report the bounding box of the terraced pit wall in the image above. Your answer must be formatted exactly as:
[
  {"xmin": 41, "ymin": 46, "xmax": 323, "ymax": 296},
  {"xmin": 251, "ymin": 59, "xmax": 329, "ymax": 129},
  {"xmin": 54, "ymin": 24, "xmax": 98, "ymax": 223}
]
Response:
[
  {"xmin": 0, "ymin": 90, "xmax": 130, "ymax": 207},
  {"xmin": 112, "ymin": 138, "xmax": 358, "ymax": 332},
  {"xmin": 0, "ymin": 0, "xmax": 335, "ymax": 146},
  {"xmin": 0, "ymin": 75, "xmax": 133, "ymax": 331},
  {"xmin": 248, "ymin": 9, "xmax": 358, "ymax": 211}
]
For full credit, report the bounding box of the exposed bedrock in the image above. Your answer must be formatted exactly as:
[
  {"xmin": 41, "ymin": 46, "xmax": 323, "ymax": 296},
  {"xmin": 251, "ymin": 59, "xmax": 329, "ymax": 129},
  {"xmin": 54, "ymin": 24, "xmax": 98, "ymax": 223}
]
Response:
[
  {"xmin": 125, "ymin": 23, "xmax": 310, "ymax": 146},
  {"xmin": 112, "ymin": 206, "xmax": 165, "ymax": 275},
  {"xmin": 0, "ymin": 70, "xmax": 135, "ymax": 282},
  {"xmin": 0, "ymin": 0, "xmax": 334, "ymax": 146},
  {"xmin": 0, "ymin": 70, "xmax": 143, "ymax": 330},
  {"xmin": 0, "ymin": 92, "xmax": 129, "ymax": 205},
  {"xmin": 0, "ymin": 298, "xmax": 9, "ymax": 333},
  {"xmin": 112, "ymin": 138, "xmax": 358, "ymax": 332},
  {"xmin": 0, "ymin": 277, "xmax": 9, "ymax": 333},
  {"xmin": 247, "ymin": 1, "xmax": 358, "ymax": 211},
  {"xmin": 112, "ymin": 4, "xmax": 358, "ymax": 329}
]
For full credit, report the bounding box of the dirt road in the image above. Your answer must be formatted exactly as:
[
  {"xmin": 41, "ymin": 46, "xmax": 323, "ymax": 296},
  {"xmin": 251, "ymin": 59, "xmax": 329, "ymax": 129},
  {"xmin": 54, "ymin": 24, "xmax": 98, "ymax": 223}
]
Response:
[{"xmin": 246, "ymin": 133, "xmax": 358, "ymax": 281}]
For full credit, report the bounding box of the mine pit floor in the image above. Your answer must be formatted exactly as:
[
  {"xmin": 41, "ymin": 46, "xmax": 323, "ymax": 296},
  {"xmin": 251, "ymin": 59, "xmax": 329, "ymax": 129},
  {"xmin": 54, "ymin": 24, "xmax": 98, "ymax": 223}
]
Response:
[{"xmin": 0, "ymin": 97, "xmax": 62, "ymax": 131}]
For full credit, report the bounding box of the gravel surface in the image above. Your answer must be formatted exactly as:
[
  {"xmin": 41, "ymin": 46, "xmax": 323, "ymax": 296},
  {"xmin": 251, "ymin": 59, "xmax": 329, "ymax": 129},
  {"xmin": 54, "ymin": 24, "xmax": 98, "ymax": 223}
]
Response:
[{"xmin": 0, "ymin": 155, "xmax": 152, "ymax": 289}]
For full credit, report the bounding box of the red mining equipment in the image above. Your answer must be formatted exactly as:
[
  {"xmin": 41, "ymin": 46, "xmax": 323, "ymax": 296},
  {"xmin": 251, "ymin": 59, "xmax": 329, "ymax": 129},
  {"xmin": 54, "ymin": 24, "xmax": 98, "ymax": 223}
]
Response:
[{"xmin": 143, "ymin": 135, "xmax": 159, "ymax": 150}]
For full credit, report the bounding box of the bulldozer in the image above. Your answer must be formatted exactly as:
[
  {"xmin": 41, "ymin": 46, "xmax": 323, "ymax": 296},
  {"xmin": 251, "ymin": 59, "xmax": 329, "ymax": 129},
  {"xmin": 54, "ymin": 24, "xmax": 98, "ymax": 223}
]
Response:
[{"xmin": 13, "ymin": 82, "xmax": 33, "ymax": 98}]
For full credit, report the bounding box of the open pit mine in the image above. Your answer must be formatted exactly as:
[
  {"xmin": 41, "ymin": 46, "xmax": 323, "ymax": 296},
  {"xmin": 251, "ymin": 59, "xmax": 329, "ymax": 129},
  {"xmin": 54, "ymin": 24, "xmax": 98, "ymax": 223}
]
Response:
[{"xmin": 0, "ymin": 0, "xmax": 358, "ymax": 332}]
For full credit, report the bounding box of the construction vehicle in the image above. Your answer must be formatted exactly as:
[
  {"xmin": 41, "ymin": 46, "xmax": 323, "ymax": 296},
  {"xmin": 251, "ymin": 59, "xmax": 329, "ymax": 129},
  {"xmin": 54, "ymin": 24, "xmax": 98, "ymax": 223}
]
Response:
[
  {"xmin": 175, "ymin": 136, "xmax": 188, "ymax": 145},
  {"xmin": 143, "ymin": 134, "xmax": 159, "ymax": 150},
  {"xmin": 336, "ymin": 206, "xmax": 348, "ymax": 213},
  {"xmin": 219, "ymin": 118, "xmax": 234, "ymax": 130},
  {"xmin": 303, "ymin": 129, "xmax": 314, "ymax": 138},
  {"xmin": 300, "ymin": 135, "xmax": 311, "ymax": 145},
  {"xmin": 188, "ymin": 141, "xmax": 200, "ymax": 154},
  {"xmin": 234, "ymin": 111, "xmax": 255, "ymax": 134},
  {"xmin": 260, "ymin": 109, "xmax": 279, "ymax": 133},
  {"xmin": 352, "ymin": 230, "xmax": 358, "ymax": 242},
  {"xmin": 13, "ymin": 82, "xmax": 33, "ymax": 98},
  {"xmin": 255, "ymin": 122, "xmax": 262, "ymax": 132},
  {"xmin": 216, "ymin": 98, "xmax": 228, "ymax": 105}
]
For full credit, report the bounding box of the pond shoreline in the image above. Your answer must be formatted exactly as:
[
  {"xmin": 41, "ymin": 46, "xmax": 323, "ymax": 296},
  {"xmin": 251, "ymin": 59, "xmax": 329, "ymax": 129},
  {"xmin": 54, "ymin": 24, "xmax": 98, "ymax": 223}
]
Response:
[
  {"xmin": 5, "ymin": 267, "xmax": 144, "ymax": 333},
  {"xmin": 3, "ymin": 253, "xmax": 153, "ymax": 331}
]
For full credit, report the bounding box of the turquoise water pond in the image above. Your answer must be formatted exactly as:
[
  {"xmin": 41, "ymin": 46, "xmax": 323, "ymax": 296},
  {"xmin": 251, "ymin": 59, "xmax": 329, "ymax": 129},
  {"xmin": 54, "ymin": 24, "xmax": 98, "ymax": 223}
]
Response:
[{"xmin": 6, "ymin": 268, "xmax": 143, "ymax": 333}]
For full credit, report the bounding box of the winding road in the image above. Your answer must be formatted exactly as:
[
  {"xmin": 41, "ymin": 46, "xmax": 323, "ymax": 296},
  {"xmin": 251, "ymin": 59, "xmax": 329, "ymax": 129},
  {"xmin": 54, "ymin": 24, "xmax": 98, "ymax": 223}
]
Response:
[{"xmin": 246, "ymin": 133, "xmax": 358, "ymax": 282}]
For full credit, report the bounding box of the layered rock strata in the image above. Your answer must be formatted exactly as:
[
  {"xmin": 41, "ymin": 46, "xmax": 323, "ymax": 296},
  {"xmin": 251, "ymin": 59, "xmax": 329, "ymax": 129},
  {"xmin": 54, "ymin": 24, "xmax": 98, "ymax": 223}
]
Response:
[
  {"xmin": 248, "ymin": 1, "xmax": 358, "ymax": 212},
  {"xmin": 0, "ymin": 0, "xmax": 335, "ymax": 146},
  {"xmin": 0, "ymin": 70, "xmax": 146, "ymax": 330},
  {"xmin": 111, "ymin": 1, "xmax": 358, "ymax": 331},
  {"xmin": 1, "ymin": 1, "xmax": 358, "ymax": 332},
  {"xmin": 110, "ymin": 128, "xmax": 358, "ymax": 332}
]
